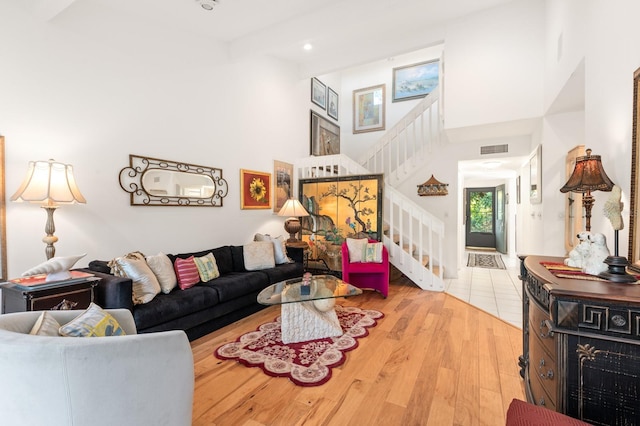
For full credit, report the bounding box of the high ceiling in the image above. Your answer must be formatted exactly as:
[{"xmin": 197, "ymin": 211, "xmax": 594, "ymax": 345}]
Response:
[{"xmin": 26, "ymin": 0, "xmax": 514, "ymax": 77}]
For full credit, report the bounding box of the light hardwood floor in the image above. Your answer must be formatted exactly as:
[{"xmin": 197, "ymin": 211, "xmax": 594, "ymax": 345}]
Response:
[{"xmin": 190, "ymin": 275, "xmax": 525, "ymax": 425}]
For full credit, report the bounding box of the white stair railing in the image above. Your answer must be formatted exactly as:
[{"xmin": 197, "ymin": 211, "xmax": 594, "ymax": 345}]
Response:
[
  {"xmin": 361, "ymin": 87, "xmax": 442, "ymax": 187},
  {"xmin": 295, "ymin": 154, "xmax": 445, "ymax": 291}
]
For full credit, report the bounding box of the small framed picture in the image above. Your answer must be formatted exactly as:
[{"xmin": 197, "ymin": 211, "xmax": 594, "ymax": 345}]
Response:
[
  {"xmin": 327, "ymin": 87, "xmax": 339, "ymax": 120},
  {"xmin": 392, "ymin": 59, "xmax": 439, "ymax": 102},
  {"xmin": 311, "ymin": 77, "xmax": 326, "ymax": 110},
  {"xmin": 353, "ymin": 84, "xmax": 385, "ymax": 134},
  {"xmin": 310, "ymin": 110, "xmax": 340, "ymax": 156},
  {"xmin": 273, "ymin": 160, "xmax": 293, "ymax": 213},
  {"xmin": 240, "ymin": 169, "xmax": 271, "ymax": 209}
]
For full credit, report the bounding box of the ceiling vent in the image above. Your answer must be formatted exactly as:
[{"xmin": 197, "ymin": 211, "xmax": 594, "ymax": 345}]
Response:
[{"xmin": 480, "ymin": 144, "xmax": 508, "ymax": 155}]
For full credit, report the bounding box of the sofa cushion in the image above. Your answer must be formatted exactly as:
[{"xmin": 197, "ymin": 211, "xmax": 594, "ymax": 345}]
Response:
[
  {"xmin": 243, "ymin": 241, "xmax": 275, "ymax": 271},
  {"xmin": 174, "ymin": 256, "xmax": 200, "ymax": 290},
  {"xmin": 230, "ymin": 245, "xmax": 246, "ymax": 272},
  {"xmin": 132, "ymin": 286, "xmax": 220, "ymax": 331},
  {"xmin": 254, "ymin": 233, "xmax": 290, "ymax": 264},
  {"xmin": 346, "ymin": 238, "xmax": 369, "ymax": 263},
  {"xmin": 30, "ymin": 312, "xmax": 62, "ymax": 336},
  {"xmin": 364, "ymin": 242, "xmax": 384, "ymax": 263},
  {"xmin": 194, "ymin": 253, "xmax": 220, "ymax": 282},
  {"xmin": 146, "ymin": 252, "xmax": 178, "ymax": 294},
  {"xmin": 109, "ymin": 252, "xmax": 161, "ymax": 305},
  {"xmin": 201, "ymin": 271, "xmax": 270, "ymax": 303},
  {"xmin": 167, "ymin": 246, "xmax": 234, "ymax": 275},
  {"xmin": 258, "ymin": 262, "xmax": 304, "ymax": 285},
  {"xmin": 59, "ymin": 303, "xmax": 126, "ymax": 337}
]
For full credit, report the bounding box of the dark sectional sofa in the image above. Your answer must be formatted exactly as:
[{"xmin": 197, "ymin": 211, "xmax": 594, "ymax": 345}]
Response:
[{"xmin": 81, "ymin": 244, "xmax": 304, "ymax": 341}]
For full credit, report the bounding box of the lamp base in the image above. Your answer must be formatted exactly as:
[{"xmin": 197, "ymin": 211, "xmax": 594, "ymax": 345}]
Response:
[
  {"xmin": 284, "ymin": 218, "xmax": 301, "ymax": 243},
  {"xmin": 599, "ymin": 256, "xmax": 638, "ymax": 283}
]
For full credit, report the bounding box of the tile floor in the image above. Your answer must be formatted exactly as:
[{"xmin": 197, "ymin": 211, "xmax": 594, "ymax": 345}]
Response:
[{"xmin": 444, "ymin": 250, "xmax": 523, "ymax": 328}]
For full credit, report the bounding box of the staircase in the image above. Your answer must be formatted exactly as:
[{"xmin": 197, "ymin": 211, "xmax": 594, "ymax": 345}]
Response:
[{"xmin": 295, "ymin": 87, "xmax": 445, "ymax": 291}]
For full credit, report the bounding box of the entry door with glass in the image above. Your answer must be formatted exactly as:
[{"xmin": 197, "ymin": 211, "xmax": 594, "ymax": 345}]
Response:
[{"xmin": 465, "ymin": 187, "xmax": 496, "ymax": 249}]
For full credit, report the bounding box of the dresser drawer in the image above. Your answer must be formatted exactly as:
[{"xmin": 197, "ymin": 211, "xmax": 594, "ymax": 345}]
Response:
[
  {"xmin": 529, "ymin": 331, "xmax": 557, "ymax": 406},
  {"xmin": 529, "ymin": 299, "xmax": 555, "ymax": 357},
  {"xmin": 529, "ymin": 368, "xmax": 557, "ymax": 412}
]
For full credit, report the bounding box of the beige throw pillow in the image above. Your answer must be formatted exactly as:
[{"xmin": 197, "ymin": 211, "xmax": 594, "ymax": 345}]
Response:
[
  {"xmin": 254, "ymin": 233, "xmax": 290, "ymax": 264},
  {"xmin": 29, "ymin": 312, "xmax": 62, "ymax": 336},
  {"xmin": 146, "ymin": 252, "xmax": 178, "ymax": 294},
  {"xmin": 346, "ymin": 238, "xmax": 369, "ymax": 263},
  {"xmin": 109, "ymin": 252, "xmax": 161, "ymax": 305},
  {"xmin": 244, "ymin": 241, "xmax": 275, "ymax": 271}
]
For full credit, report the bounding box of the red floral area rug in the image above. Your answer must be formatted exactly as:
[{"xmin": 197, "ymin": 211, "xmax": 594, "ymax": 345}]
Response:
[{"xmin": 214, "ymin": 306, "xmax": 384, "ymax": 386}]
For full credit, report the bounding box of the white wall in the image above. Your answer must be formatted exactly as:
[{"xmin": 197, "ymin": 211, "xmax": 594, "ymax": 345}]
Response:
[
  {"xmin": 444, "ymin": 0, "xmax": 545, "ymax": 130},
  {"xmin": 0, "ymin": 2, "xmax": 309, "ymax": 276},
  {"xmin": 538, "ymin": 0, "xmax": 640, "ymax": 259}
]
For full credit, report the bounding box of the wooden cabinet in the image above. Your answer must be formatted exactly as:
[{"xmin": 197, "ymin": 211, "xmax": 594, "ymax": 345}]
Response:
[
  {"xmin": 1, "ymin": 278, "xmax": 99, "ymax": 313},
  {"xmin": 520, "ymin": 255, "xmax": 640, "ymax": 425}
]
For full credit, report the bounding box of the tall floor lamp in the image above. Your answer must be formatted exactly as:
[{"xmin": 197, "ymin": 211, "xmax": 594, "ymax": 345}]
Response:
[{"xmin": 11, "ymin": 159, "xmax": 86, "ymax": 260}]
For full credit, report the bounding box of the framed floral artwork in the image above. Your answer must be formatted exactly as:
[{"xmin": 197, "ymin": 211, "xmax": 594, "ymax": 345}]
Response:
[
  {"xmin": 353, "ymin": 84, "xmax": 385, "ymax": 134},
  {"xmin": 240, "ymin": 169, "xmax": 271, "ymax": 209},
  {"xmin": 273, "ymin": 160, "xmax": 293, "ymax": 213},
  {"xmin": 311, "ymin": 77, "xmax": 326, "ymax": 110}
]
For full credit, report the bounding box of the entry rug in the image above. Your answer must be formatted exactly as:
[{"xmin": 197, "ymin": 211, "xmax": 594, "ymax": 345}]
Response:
[
  {"xmin": 215, "ymin": 306, "xmax": 383, "ymax": 387},
  {"xmin": 467, "ymin": 253, "xmax": 506, "ymax": 269}
]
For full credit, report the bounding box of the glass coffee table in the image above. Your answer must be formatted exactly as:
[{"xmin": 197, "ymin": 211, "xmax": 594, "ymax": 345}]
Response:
[{"xmin": 257, "ymin": 275, "xmax": 362, "ymax": 344}]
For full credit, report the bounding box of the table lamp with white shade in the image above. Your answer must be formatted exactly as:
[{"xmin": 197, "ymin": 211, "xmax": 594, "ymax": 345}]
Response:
[{"xmin": 277, "ymin": 198, "xmax": 309, "ymax": 243}]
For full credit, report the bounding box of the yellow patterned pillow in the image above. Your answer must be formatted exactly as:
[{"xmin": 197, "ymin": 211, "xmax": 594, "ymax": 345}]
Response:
[
  {"xmin": 194, "ymin": 252, "xmax": 220, "ymax": 282},
  {"xmin": 59, "ymin": 303, "xmax": 126, "ymax": 337}
]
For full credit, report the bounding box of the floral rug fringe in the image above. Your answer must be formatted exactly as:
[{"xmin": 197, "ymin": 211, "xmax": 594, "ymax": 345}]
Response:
[{"xmin": 214, "ymin": 305, "xmax": 383, "ymax": 386}]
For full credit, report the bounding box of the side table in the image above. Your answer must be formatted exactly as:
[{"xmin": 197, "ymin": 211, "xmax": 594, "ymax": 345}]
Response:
[{"xmin": 1, "ymin": 277, "xmax": 99, "ymax": 313}]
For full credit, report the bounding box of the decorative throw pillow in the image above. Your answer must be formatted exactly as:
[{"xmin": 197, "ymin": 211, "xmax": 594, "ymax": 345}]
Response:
[
  {"xmin": 59, "ymin": 303, "xmax": 126, "ymax": 337},
  {"xmin": 243, "ymin": 241, "xmax": 275, "ymax": 271},
  {"xmin": 29, "ymin": 311, "xmax": 62, "ymax": 336},
  {"xmin": 146, "ymin": 252, "xmax": 178, "ymax": 294},
  {"xmin": 174, "ymin": 256, "xmax": 200, "ymax": 290},
  {"xmin": 194, "ymin": 252, "xmax": 220, "ymax": 282},
  {"xmin": 346, "ymin": 238, "xmax": 369, "ymax": 263},
  {"xmin": 363, "ymin": 242, "xmax": 384, "ymax": 263},
  {"xmin": 109, "ymin": 252, "xmax": 161, "ymax": 305},
  {"xmin": 254, "ymin": 233, "xmax": 290, "ymax": 264}
]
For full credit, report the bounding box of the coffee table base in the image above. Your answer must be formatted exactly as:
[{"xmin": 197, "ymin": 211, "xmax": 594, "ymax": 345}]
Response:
[{"xmin": 280, "ymin": 301, "xmax": 342, "ymax": 344}]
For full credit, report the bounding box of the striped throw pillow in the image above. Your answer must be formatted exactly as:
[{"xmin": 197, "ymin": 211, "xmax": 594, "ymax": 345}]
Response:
[{"xmin": 174, "ymin": 256, "xmax": 200, "ymax": 290}]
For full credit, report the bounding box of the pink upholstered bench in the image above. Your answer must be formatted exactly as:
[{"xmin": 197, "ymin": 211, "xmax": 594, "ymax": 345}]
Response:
[{"xmin": 506, "ymin": 399, "xmax": 591, "ymax": 425}]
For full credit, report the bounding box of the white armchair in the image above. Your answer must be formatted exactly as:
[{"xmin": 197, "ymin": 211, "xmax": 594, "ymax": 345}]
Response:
[{"xmin": 0, "ymin": 309, "xmax": 194, "ymax": 426}]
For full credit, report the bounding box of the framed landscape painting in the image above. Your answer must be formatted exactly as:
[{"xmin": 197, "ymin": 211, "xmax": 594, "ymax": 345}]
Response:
[
  {"xmin": 392, "ymin": 59, "xmax": 439, "ymax": 102},
  {"xmin": 240, "ymin": 169, "xmax": 271, "ymax": 209},
  {"xmin": 353, "ymin": 84, "xmax": 385, "ymax": 134}
]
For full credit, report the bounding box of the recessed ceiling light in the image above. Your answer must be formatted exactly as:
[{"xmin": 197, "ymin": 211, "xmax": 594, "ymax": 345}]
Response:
[
  {"xmin": 197, "ymin": 0, "xmax": 219, "ymax": 11},
  {"xmin": 303, "ymin": 43, "xmax": 313, "ymax": 51}
]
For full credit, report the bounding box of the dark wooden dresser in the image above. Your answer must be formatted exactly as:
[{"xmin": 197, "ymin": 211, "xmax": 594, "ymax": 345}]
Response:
[
  {"xmin": 519, "ymin": 255, "xmax": 640, "ymax": 425},
  {"xmin": 1, "ymin": 277, "xmax": 99, "ymax": 313}
]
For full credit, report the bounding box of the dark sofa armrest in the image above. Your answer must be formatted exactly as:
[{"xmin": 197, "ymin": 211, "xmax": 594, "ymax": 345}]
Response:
[
  {"xmin": 76, "ymin": 268, "xmax": 134, "ymax": 311},
  {"xmin": 287, "ymin": 246, "xmax": 304, "ymax": 264}
]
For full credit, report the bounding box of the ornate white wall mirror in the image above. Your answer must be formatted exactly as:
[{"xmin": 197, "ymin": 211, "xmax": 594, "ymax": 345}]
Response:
[{"xmin": 119, "ymin": 154, "xmax": 228, "ymax": 206}]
